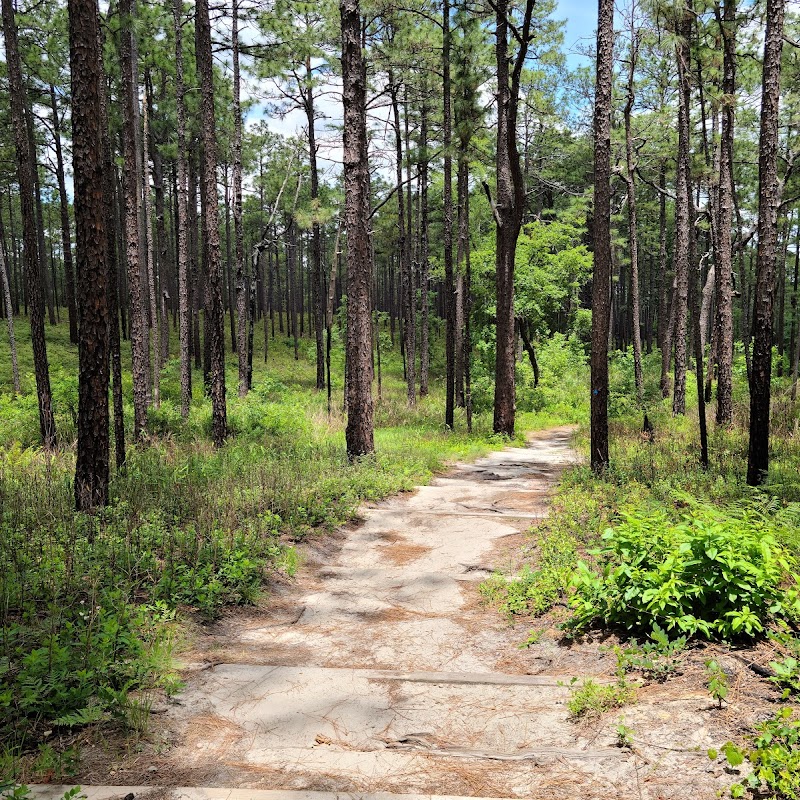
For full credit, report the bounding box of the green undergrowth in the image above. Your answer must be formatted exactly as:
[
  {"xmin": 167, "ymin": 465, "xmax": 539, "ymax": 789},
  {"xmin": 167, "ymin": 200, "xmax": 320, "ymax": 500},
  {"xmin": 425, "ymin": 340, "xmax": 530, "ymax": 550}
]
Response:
[
  {"xmin": 565, "ymin": 676, "xmax": 637, "ymax": 721},
  {"xmin": 486, "ymin": 386, "xmax": 800, "ymax": 636},
  {"xmin": 0, "ymin": 319, "xmax": 573, "ymax": 774}
]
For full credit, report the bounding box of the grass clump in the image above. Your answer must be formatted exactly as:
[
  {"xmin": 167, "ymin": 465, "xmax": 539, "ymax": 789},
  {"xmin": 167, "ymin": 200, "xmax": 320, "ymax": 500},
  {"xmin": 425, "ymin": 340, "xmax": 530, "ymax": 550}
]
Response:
[
  {"xmin": 566, "ymin": 501, "xmax": 800, "ymax": 640},
  {"xmin": 566, "ymin": 677, "xmax": 637, "ymax": 720},
  {"xmin": 479, "ymin": 525, "xmax": 577, "ymax": 617}
]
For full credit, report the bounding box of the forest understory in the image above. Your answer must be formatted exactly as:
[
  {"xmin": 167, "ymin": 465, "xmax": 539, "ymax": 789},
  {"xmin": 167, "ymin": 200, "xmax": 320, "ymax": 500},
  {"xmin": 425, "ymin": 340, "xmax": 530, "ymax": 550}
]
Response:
[
  {"xmin": 3, "ymin": 0, "xmax": 800, "ymax": 796},
  {"xmin": 2, "ymin": 322, "xmax": 800, "ymax": 798}
]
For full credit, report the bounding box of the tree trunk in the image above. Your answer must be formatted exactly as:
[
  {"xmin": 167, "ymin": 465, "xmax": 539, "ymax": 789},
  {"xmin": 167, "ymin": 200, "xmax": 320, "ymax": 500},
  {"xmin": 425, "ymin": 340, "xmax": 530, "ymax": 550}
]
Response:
[
  {"xmin": 492, "ymin": 0, "xmax": 534, "ymax": 437},
  {"xmin": 98, "ymin": 21, "xmax": 126, "ymax": 469},
  {"xmin": 390, "ymin": 78, "xmax": 415, "ymax": 407},
  {"xmin": 26, "ymin": 98, "xmax": 57, "ymax": 328},
  {"xmin": 623, "ymin": 25, "xmax": 643, "ymax": 403},
  {"xmin": 196, "ymin": 0, "xmax": 227, "ymax": 446},
  {"xmin": 120, "ymin": 0, "xmax": 149, "ymax": 440},
  {"xmin": 657, "ymin": 163, "xmax": 673, "ymax": 397},
  {"xmin": 0, "ymin": 226, "xmax": 20, "ymax": 395},
  {"xmin": 340, "ymin": 0, "xmax": 374, "ymax": 458},
  {"xmin": 690, "ymin": 190, "xmax": 709, "ymax": 468},
  {"xmin": 174, "ymin": 0, "xmax": 191, "ymax": 417},
  {"xmin": 233, "ymin": 0, "xmax": 247, "ymax": 395},
  {"xmin": 305, "ymin": 54, "xmax": 326, "ymax": 392},
  {"xmin": 49, "ymin": 85, "xmax": 78, "ymax": 345},
  {"xmin": 146, "ymin": 72, "xmax": 170, "ymax": 367},
  {"xmin": 443, "ymin": 0, "xmax": 456, "ymax": 428},
  {"xmin": 672, "ymin": 4, "xmax": 692, "ymax": 416},
  {"xmin": 142, "ymin": 96, "xmax": 160, "ymax": 409},
  {"xmin": 747, "ymin": 0, "xmax": 785, "ymax": 485},
  {"xmin": 69, "ymin": 0, "xmax": 110, "ymax": 509},
  {"xmin": 1, "ymin": 0, "xmax": 56, "ymax": 449},
  {"xmin": 791, "ymin": 220, "xmax": 800, "ymax": 401},
  {"xmin": 591, "ymin": 0, "xmax": 614, "ymax": 471},
  {"xmin": 714, "ymin": 0, "xmax": 736, "ymax": 426},
  {"xmin": 418, "ymin": 90, "xmax": 430, "ymax": 397}
]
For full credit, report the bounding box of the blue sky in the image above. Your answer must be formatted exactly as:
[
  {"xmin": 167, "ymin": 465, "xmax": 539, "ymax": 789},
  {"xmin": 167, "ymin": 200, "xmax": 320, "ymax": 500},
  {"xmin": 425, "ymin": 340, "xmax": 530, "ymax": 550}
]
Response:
[{"xmin": 556, "ymin": 0, "xmax": 596, "ymax": 71}]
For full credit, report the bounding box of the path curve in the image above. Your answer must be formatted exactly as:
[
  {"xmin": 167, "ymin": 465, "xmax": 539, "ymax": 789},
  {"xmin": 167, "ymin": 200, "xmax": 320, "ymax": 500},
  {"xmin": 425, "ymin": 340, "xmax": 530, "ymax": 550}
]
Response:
[{"xmin": 35, "ymin": 427, "xmax": 735, "ymax": 800}]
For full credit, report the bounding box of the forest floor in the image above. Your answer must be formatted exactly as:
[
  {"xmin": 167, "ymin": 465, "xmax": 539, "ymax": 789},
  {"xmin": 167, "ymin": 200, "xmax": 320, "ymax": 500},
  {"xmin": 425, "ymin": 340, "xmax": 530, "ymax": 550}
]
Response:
[{"xmin": 27, "ymin": 425, "xmax": 775, "ymax": 800}]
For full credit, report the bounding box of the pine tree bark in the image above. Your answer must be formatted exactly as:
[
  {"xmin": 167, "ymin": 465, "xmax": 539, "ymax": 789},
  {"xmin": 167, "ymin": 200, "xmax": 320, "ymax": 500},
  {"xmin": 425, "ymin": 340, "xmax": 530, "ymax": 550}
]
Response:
[
  {"xmin": 791, "ymin": 221, "xmax": 800, "ymax": 401},
  {"xmin": 715, "ymin": 0, "xmax": 736, "ymax": 426},
  {"xmin": 623, "ymin": 25, "xmax": 643, "ymax": 403},
  {"xmin": 1, "ymin": 0, "xmax": 56, "ymax": 449},
  {"xmin": 120, "ymin": 0, "xmax": 149, "ymax": 440},
  {"xmin": 26, "ymin": 98, "xmax": 57, "ymax": 329},
  {"xmin": 146, "ymin": 71, "xmax": 170, "ymax": 368},
  {"xmin": 0, "ymin": 228, "xmax": 20, "ymax": 395},
  {"xmin": 142, "ymin": 97, "xmax": 160, "ymax": 409},
  {"xmin": 747, "ymin": 0, "xmax": 785, "ymax": 486},
  {"xmin": 196, "ymin": 0, "xmax": 227, "ymax": 446},
  {"xmin": 304, "ymin": 54, "xmax": 326, "ymax": 392},
  {"xmin": 418, "ymin": 90, "xmax": 430, "ymax": 397},
  {"xmin": 174, "ymin": 0, "xmax": 191, "ymax": 417},
  {"xmin": 49, "ymin": 85, "xmax": 78, "ymax": 345},
  {"xmin": 98, "ymin": 19, "xmax": 126, "ymax": 469},
  {"xmin": 455, "ymin": 151, "xmax": 469, "ymax": 408},
  {"xmin": 69, "ymin": 0, "xmax": 110, "ymax": 509},
  {"xmin": 340, "ymin": 0, "xmax": 374, "ymax": 458},
  {"xmin": 390, "ymin": 78, "xmax": 415, "ymax": 406},
  {"xmin": 657, "ymin": 163, "xmax": 673, "ymax": 397},
  {"xmin": 672, "ymin": 4, "xmax": 692, "ymax": 416},
  {"xmin": 443, "ymin": 0, "xmax": 456, "ymax": 428},
  {"xmin": 233, "ymin": 0, "xmax": 248, "ymax": 396},
  {"xmin": 591, "ymin": 0, "xmax": 614, "ymax": 472}
]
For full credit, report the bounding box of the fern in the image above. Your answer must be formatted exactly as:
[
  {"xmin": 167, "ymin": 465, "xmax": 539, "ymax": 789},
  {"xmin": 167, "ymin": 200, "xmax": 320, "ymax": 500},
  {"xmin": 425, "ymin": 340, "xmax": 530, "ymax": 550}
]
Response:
[{"xmin": 52, "ymin": 706, "xmax": 105, "ymax": 728}]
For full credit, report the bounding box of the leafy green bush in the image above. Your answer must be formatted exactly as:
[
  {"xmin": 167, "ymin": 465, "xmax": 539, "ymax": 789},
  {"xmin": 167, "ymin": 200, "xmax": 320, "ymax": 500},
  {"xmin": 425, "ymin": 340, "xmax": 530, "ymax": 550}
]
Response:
[
  {"xmin": 713, "ymin": 708, "xmax": 800, "ymax": 799},
  {"xmin": 567, "ymin": 503, "xmax": 800, "ymax": 640}
]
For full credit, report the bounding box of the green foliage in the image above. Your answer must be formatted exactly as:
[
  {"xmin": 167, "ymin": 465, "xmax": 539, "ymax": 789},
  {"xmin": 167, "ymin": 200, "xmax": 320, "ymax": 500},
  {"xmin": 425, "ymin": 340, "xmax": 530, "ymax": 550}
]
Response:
[
  {"xmin": 713, "ymin": 708, "xmax": 800, "ymax": 799},
  {"xmin": 1, "ymin": 783, "xmax": 84, "ymax": 800},
  {"xmin": 0, "ymin": 595, "xmax": 180, "ymax": 744},
  {"xmin": 567, "ymin": 501, "xmax": 800, "ymax": 640},
  {"xmin": 615, "ymin": 720, "xmax": 634, "ymax": 748},
  {"xmin": 512, "ymin": 210, "xmax": 593, "ymax": 335},
  {"xmin": 479, "ymin": 524, "xmax": 576, "ymax": 617},
  {"xmin": 566, "ymin": 677, "xmax": 636, "ymax": 721},
  {"xmin": 769, "ymin": 656, "xmax": 800, "ymax": 697},
  {"xmin": 517, "ymin": 333, "xmax": 589, "ymax": 421},
  {"xmin": 614, "ymin": 623, "xmax": 687, "ymax": 682},
  {"xmin": 706, "ymin": 660, "xmax": 729, "ymax": 708}
]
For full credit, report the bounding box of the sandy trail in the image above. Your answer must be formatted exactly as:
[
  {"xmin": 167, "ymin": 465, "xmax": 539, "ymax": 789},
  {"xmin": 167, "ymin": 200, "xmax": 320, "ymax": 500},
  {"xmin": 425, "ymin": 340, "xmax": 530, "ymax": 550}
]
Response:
[{"xmin": 34, "ymin": 427, "xmax": 740, "ymax": 800}]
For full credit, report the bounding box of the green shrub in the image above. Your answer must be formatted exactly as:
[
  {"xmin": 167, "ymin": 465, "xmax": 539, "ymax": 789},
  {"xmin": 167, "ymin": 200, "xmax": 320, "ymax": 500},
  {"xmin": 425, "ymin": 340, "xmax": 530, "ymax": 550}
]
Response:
[
  {"xmin": 713, "ymin": 708, "xmax": 800, "ymax": 799},
  {"xmin": 614, "ymin": 623, "xmax": 687, "ymax": 681},
  {"xmin": 567, "ymin": 503, "xmax": 800, "ymax": 640}
]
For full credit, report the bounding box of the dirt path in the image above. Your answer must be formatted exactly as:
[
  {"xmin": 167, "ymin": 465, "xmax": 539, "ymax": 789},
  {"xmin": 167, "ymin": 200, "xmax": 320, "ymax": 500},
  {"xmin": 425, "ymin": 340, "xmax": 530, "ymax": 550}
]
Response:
[{"xmin": 37, "ymin": 427, "xmax": 749, "ymax": 800}]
